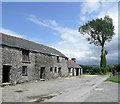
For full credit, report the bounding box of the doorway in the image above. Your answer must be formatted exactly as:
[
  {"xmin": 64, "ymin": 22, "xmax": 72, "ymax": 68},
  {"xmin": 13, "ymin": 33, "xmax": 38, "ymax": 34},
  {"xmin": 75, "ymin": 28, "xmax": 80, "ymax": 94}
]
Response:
[
  {"xmin": 76, "ymin": 68, "xmax": 79, "ymax": 76},
  {"xmin": 72, "ymin": 69, "xmax": 74, "ymax": 76},
  {"xmin": 80, "ymin": 68, "xmax": 82, "ymax": 75},
  {"xmin": 40, "ymin": 67, "xmax": 45, "ymax": 79},
  {"xmin": 2, "ymin": 66, "xmax": 11, "ymax": 83},
  {"xmin": 58, "ymin": 67, "xmax": 61, "ymax": 77}
]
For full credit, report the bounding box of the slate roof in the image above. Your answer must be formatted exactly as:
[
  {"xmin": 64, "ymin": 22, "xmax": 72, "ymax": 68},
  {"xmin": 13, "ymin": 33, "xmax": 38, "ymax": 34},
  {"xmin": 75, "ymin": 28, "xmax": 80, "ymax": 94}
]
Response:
[
  {"xmin": 67, "ymin": 60, "xmax": 82, "ymax": 69},
  {"xmin": 1, "ymin": 33, "xmax": 67, "ymax": 58}
]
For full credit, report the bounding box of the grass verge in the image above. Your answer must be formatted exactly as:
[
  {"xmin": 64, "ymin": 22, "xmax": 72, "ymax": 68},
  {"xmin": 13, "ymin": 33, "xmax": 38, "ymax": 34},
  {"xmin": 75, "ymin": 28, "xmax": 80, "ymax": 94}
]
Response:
[
  {"xmin": 107, "ymin": 76, "xmax": 120, "ymax": 83},
  {"xmin": 83, "ymin": 72, "xmax": 112, "ymax": 75}
]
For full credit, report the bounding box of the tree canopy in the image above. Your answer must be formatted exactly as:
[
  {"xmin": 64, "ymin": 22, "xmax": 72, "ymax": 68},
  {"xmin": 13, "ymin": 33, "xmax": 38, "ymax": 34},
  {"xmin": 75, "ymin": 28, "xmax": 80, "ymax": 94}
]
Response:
[
  {"xmin": 78, "ymin": 16, "xmax": 115, "ymax": 47},
  {"xmin": 78, "ymin": 16, "xmax": 115, "ymax": 68}
]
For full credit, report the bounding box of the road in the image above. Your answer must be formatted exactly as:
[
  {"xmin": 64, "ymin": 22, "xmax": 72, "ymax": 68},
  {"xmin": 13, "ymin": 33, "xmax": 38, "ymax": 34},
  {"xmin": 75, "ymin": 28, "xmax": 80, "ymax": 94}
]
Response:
[
  {"xmin": 1, "ymin": 75, "xmax": 118, "ymax": 102},
  {"xmin": 45, "ymin": 77, "xmax": 118, "ymax": 102},
  {"xmin": 84, "ymin": 81, "xmax": 118, "ymax": 102}
]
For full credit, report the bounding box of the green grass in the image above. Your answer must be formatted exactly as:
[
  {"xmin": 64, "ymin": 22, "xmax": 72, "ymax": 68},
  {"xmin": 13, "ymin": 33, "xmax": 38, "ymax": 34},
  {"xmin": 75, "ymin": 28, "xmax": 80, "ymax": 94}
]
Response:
[
  {"xmin": 107, "ymin": 76, "xmax": 120, "ymax": 83},
  {"xmin": 83, "ymin": 73, "xmax": 105, "ymax": 75},
  {"xmin": 106, "ymin": 72, "xmax": 112, "ymax": 75},
  {"xmin": 83, "ymin": 73, "xmax": 91, "ymax": 75},
  {"xmin": 83, "ymin": 72, "xmax": 112, "ymax": 75}
]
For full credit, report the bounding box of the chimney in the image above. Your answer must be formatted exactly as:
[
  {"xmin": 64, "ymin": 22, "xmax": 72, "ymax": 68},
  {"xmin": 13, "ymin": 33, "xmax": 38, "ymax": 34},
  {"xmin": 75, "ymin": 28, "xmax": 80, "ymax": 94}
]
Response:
[{"xmin": 71, "ymin": 58, "xmax": 76, "ymax": 62}]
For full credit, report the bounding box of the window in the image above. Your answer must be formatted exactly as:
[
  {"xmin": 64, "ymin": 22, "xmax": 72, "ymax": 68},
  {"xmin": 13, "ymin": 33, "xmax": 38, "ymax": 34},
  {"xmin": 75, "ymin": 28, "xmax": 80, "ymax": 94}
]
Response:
[
  {"xmin": 22, "ymin": 66, "xmax": 27, "ymax": 76},
  {"xmin": 57, "ymin": 56, "xmax": 60, "ymax": 63},
  {"xmin": 50, "ymin": 67, "xmax": 53, "ymax": 72},
  {"xmin": 22, "ymin": 49, "xmax": 29, "ymax": 61},
  {"xmin": 55, "ymin": 67, "xmax": 57, "ymax": 73}
]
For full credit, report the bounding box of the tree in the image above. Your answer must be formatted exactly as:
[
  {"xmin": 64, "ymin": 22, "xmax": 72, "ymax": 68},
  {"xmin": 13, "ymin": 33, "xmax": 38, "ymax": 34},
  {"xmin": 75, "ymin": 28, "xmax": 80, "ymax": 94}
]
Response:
[{"xmin": 78, "ymin": 16, "xmax": 115, "ymax": 68}]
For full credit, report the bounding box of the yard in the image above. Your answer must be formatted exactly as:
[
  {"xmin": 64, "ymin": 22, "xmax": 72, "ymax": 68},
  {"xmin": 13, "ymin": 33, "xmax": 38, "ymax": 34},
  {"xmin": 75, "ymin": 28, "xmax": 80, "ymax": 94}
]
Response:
[{"xmin": 1, "ymin": 75, "xmax": 118, "ymax": 102}]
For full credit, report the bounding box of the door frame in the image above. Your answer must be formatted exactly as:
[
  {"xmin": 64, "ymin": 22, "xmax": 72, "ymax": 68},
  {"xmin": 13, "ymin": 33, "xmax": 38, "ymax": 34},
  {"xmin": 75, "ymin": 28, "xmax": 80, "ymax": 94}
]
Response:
[
  {"xmin": 2, "ymin": 65, "xmax": 12, "ymax": 83},
  {"xmin": 76, "ymin": 68, "xmax": 79, "ymax": 76},
  {"xmin": 40, "ymin": 67, "xmax": 45, "ymax": 79}
]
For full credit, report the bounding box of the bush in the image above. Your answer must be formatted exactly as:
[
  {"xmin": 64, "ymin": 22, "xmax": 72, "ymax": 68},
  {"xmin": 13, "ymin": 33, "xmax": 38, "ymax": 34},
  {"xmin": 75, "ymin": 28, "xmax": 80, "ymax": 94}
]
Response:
[
  {"xmin": 80, "ymin": 65, "xmax": 92, "ymax": 73},
  {"xmin": 106, "ymin": 66, "xmax": 109, "ymax": 72},
  {"xmin": 107, "ymin": 65, "xmax": 114, "ymax": 72},
  {"xmin": 80, "ymin": 65, "xmax": 112, "ymax": 75},
  {"xmin": 100, "ymin": 67, "xmax": 107, "ymax": 74},
  {"xmin": 89, "ymin": 70, "xmax": 96, "ymax": 75},
  {"xmin": 114, "ymin": 64, "xmax": 120, "ymax": 72},
  {"xmin": 89, "ymin": 67, "xmax": 101, "ymax": 75},
  {"xmin": 100, "ymin": 53, "xmax": 107, "ymax": 68}
]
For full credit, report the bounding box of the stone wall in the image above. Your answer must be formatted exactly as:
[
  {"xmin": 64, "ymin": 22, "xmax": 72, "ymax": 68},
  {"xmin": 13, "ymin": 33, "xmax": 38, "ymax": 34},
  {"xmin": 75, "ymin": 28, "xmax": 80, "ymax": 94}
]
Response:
[
  {"xmin": 0, "ymin": 45, "xmax": 2, "ymax": 85},
  {"xmin": 35, "ymin": 52, "xmax": 68, "ymax": 80},
  {"xmin": 2, "ymin": 46, "xmax": 36, "ymax": 84},
  {"xmin": 0, "ymin": 33, "xmax": 2, "ymax": 85},
  {"xmin": 2, "ymin": 45, "xmax": 68, "ymax": 84}
]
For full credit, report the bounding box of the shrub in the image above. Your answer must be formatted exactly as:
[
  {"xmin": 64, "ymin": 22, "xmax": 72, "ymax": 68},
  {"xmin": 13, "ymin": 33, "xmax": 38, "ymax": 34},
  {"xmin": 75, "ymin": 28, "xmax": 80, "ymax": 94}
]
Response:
[
  {"xmin": 89, "ymin": 67, "xmax": 101, "ymax": 75},
  {"xmin": 100, "ymin": 53, "xmax": 107, "ymax": 68},
  {"xmin": 114, "ymin": 64, "xmax": 120, "ymax": 72},
  {"xmin": 107, "ymin": 65, "xmax": 114, "ymax": 72},
  {"xmin": 80, "ymin": 65, "xmax": 92, "ymax": 73},
  {"xmin": 100, "ymin": 67, "xmax": 107, "ymax": 74}
]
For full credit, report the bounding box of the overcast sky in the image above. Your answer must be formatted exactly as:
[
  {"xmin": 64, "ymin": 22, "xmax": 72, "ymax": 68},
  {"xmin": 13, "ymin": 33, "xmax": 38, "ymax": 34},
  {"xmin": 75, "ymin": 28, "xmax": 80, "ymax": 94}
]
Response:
[{"xmin": 1, "ymin": 0, "xmax": 119, "ymax": 66}]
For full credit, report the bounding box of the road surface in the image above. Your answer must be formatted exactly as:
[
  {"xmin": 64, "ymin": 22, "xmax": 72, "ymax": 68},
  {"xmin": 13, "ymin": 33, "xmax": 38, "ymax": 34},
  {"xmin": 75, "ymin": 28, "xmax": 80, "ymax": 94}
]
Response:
[{"xmin": 1, "ymin": 75, "xmax": 118, "ymax": 102}]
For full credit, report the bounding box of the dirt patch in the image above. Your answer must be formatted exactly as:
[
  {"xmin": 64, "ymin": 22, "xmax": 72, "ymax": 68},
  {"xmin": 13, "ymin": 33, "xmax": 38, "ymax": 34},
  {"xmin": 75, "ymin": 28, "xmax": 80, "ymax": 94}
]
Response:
[
  {"xmin": 15, "ymin": 90, "xmax": 23, "ymax": 93},
  {"xmin": 27, "ymin": 92, "xmax": 62, "ymax": 102},
  {"xmin": 91, "ymin": 84, "xmax": 95, "ymax": 86},
  {"xmin": 27, "ymin": 95, "xmax": 46, "ymax": 99},
  {"xmin": 78, "ymin": 76, "xmax": 84, "ymax": 78},
  {"xmin": 85, "ymin": 80, "xmax": 90, "ymax": 82}
]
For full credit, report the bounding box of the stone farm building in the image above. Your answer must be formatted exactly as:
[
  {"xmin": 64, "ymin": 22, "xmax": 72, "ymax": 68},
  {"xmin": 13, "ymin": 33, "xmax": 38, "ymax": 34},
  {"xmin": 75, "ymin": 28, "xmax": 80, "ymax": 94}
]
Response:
[
  {"xmin": 0, "ymin": 33, "xmax": 82, "ymax": 85},
  {"xmin": 68, "ymin": 58, "xmax": 82, "ymax": 76}
]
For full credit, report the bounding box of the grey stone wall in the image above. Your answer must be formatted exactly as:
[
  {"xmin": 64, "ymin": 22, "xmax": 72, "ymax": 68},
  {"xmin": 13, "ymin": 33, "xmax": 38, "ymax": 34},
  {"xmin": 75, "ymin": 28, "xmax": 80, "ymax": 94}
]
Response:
[
  {"xmin": 2, "ymin": 45, "xmax": 68, "ymax": 84},
  {"xmin": 0, "ymin": 33, "xmax": 2, "ymax": 85},
  {"xmin": 35, "ymin": 53, "xmax": 68, "ymax": 80},
  {"xmin": 2, "ymin": 46, "xmax": 36, "ymax": 84},
  {"xmin": 0, "ymin": 45, "xmax": 2, "ymax": 85}
]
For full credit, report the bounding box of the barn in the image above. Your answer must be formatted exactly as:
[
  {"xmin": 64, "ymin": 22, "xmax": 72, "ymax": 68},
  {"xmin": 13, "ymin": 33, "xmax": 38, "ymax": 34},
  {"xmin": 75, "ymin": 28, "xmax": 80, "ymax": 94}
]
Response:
[{"xmin": 0, "ymin": 33, "xmax": 68, "ymax": 85}]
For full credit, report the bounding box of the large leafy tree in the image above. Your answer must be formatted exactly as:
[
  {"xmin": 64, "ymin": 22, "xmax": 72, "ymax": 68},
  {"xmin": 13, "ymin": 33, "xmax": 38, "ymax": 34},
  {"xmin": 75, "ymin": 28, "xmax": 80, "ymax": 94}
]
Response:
[{"xmin": 78, "ymin": 16, "xmax": 115, "ymax": 67}]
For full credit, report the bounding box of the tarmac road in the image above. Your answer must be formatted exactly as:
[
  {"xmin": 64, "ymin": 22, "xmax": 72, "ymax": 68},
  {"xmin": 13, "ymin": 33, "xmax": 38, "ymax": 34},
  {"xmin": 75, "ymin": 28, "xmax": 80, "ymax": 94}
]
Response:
[
  {"xmin": 45, "ymin": 77, "xmax": 118, "ymax": 102},
  {"xmin": 84, "ymin": 81, "xmax": 118, "ymax": 102},
  {"xmin": 1, "ymin": 75, "xmax": 117, "ymax": 102}
]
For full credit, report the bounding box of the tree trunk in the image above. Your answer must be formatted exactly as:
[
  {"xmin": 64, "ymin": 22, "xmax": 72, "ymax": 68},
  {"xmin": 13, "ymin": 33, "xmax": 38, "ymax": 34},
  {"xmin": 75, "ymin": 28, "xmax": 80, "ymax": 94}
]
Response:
[
  {"xmin": 101, "ymin": 45, "xmax": 105, "ymax": 55},
  {"xmin": 100, "ymin": 45, "xmax": 107, "ymax": 68}
]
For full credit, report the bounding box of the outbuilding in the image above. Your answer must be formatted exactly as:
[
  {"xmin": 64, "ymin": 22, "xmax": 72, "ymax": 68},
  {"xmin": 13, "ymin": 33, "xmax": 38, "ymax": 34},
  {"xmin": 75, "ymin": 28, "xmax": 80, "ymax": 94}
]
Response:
[{"xmin": 68, "ymin": 58, "xmax": 83, "ymax": 76}]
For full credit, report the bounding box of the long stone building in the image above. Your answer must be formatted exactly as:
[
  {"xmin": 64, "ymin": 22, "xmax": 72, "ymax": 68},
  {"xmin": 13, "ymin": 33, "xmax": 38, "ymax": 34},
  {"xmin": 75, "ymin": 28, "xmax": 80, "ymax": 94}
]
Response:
[{"xmin": 0, "ymin": 33, "xmax": 82, "ymax": 85}]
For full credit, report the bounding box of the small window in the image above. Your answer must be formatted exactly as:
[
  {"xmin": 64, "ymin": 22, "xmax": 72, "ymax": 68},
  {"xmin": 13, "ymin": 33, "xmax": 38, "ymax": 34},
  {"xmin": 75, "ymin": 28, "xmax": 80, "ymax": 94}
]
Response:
[
  {"xmin": 55, "ymin": 67, "xmax": 57, "ymax": 73},
  {"xmin": 22, "ymin": 49, "xmax": 29, "ymax": 61},
  {"xmin": 57, "ymin": 56, "xmax": 60, "ymax": 63},
  {"xmin": 22, "ymin": 66, "xmax": 27, "ymax": 76},
  {"xmin": 50, "ymin": 67, "xmax": 53, "ymax": 72}
]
